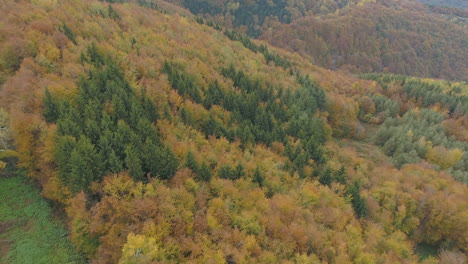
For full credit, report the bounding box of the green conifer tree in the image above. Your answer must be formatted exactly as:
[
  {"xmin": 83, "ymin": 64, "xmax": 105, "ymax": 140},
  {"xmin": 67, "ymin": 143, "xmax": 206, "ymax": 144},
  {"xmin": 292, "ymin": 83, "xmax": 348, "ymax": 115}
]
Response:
[
  {"xmin": 43, "ymin": 88, "xmax": 59, "ymax": 123},
  {"xmin": 125, "ymin": 145, "xmax": 144, "ymax": 181},
  {"xmin": 198, "ymin": 162, "xmax": 212, "ymax": 182},
  {"xmin": 185, "ymin": 151, "xmax": 199, "ymax": 173},
  {"xmin": 252, "ymin": 167, "xmax": 264, "ymax": 187},
  {"xmin": 319, "ymin": 167, "xmax": 333, "ymax": 186},
  {"xmin": 334, "ymin": 166, "xmax": 347, "ymax": 185}
]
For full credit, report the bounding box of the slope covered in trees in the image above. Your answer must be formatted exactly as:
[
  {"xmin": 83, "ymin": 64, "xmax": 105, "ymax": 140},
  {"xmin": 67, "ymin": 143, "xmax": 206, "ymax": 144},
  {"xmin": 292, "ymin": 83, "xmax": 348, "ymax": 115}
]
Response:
[
  {"xmin": 0, "ymin": 0, "xmax": 467, "ymax": 263},
  {"xmin": 168, "ymin": 0, "xmax": 468, "ymax": 81},
  {"xmin": 179, "ymin": 0, "xmax": 364, "ymax": 36},
  {"xmin": 358, "ymin": 74, "xmax": 468, "ymax": 183},
  {"xmin": 418, "ymin": 0, "xmax": 468, "ymax": 9},
  {"xmin": 260, "ymin": 1, "xmax": 468, "ymax": 81}
]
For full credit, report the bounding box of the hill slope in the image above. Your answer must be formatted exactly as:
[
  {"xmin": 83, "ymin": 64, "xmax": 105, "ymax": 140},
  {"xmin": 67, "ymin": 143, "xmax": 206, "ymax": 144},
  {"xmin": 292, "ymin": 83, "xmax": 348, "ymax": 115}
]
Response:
[
  {"xmin": 418, "ymin": 0, "xmax": 468, "ymax": 9},
  {"xmin": 172, "ymin": 0, "xmax": 468, "ymax": 81},
  {"xmin": 0, "ymin": 0, "xmax": 467, "ymax": 263},
  {"xmin": 260, "ymin": 1, "xmax": 468, "ymax": 81}
]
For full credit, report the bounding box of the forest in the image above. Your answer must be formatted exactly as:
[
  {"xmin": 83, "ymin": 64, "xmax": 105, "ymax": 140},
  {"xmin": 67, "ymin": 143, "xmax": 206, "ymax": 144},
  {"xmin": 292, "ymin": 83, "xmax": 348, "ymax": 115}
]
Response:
[
  {"xmin": 173, "ymin": 0, "xmax": 468, "ymax": 81},
  {"xmin": 0, "ymin": 0, "xmax": 467, "ymax": 263},
  {"xmin": 418, "ymin": 0, "xmax": 468, "ymax": 9}
]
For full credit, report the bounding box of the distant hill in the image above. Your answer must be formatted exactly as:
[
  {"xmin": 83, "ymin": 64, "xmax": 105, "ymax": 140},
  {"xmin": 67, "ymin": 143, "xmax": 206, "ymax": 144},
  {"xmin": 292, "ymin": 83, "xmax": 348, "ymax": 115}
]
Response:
[
  {"xmin": 173, "ymin": 0, "xmax": 468, "ymax": 81},
  {"xmin": 175, "ymin": 0, "xmax": 365, "ymax": 36},
  {"xmin": 260, "ymin": 2, "xmax": 468, "ymax": 81},
  {"xmin": 418, "ymin": 0, "xmax": 468, "ymax": 9}
]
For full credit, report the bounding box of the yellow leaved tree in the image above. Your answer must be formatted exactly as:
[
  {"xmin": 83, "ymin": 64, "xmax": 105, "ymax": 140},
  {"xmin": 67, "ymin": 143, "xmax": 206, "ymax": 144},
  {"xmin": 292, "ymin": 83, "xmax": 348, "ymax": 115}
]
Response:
[
  {"xmin": 426, "ymin": 146, "xmax": 463, "ymax": 170},
  {"xmin": 119, "ymin": 233, "xmax": 165, "ymax": 264}
]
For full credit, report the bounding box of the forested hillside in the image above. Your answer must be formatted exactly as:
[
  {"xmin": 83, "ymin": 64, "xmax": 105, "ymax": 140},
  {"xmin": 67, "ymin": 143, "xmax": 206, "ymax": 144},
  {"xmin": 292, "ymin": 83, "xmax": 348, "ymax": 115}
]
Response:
[
  {"xmin": 419, "ymin": 0, "xmax": 468, "ymax": 9},
  {"xmin": 172, "ymin": 0, "xmax": 468, "ymax": 81},
  {"xmin": 260, "ymin": 1, "xmax": 468, "ymax": 81},
  {"xmin": 0, "ymin": 0, "xmax": 467, "ymax": 263},
  {"xmin": 178, "ymin": 0, "xmax": 363, "ymax": 36}
]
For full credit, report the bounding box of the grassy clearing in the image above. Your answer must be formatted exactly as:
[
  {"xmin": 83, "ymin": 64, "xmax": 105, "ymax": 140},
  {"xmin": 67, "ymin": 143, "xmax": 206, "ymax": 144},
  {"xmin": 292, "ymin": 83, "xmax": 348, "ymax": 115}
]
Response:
[{"xmin": 0, "ymin": 172, "xmax": 85, "ymax": 264}]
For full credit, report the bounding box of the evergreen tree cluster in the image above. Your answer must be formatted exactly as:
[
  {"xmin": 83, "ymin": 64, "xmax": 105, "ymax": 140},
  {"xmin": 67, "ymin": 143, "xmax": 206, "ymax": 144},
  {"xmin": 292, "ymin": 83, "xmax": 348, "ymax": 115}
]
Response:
[
  {"xmin": 371, "ymin": 95, "xmax": 400, "ymax": 118},
  {"xmin": 163, "ymin": 62, "xmax": 328, "ymax": 173},
  {"xmin": 44, "ymin": 46, "xmax": 178, "ymax": 192},
  {"xmin": 403, "ymin": 79, "xmax": 468, "ymax": 116},
  {"xmin": 375, "ymin": 109, "xmax": 468, "ymax": 183},
  {"xmin": 59, "ymin": 23, "xmax": 77, "ymax": 45},
  {"xmin": 363, "ymin": 74, "xmax": 468, "ymax": 116},
  {"xmin": 318, "ymin": 166, "xmax": 347, "ymax": 186},
  {"xmin": 185, "ymin": 151, "xmax": 211, "ymax": 182},
  {"xmin": 316, "ymin": 166, "xmax": 368, "ymax": 218},
  {"xmin": 345, "ymin": 181, "xmax": 368, "ymax": 218},
  {"xmin": 359, "ymin": 74, "xmax": 468, "ymax": 183},
  {"xmin": 217, "ymin": 163, "xmax": 245, "ymax": 181},
  {"xmin": 162, "ymin": 61, "xmax": 203, "ymax": 104}
]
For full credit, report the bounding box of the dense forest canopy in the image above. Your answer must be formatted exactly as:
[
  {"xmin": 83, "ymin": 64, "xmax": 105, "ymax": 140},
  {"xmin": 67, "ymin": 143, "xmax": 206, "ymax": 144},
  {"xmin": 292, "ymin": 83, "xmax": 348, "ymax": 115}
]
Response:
[
  {"xmin": 418, "ymin": 0, "xmax": 468, "ymax": 9},
  {"xmin": 260, "ymin": 2, "xmax": 468, "ymax": 81},
  {"xmin": 0, "ymin": 0, "xmax": 467, "ymax": 263},
  {"xmin": 170, "ymin": 0, "xmax": 468, "ymax": 81}
]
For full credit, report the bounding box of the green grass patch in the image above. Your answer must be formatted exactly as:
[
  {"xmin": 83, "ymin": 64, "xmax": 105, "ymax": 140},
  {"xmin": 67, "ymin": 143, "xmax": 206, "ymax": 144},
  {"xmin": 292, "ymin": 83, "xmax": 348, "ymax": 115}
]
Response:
[{"xmin": 0, "ymin": 173, "xmax": 85, "ymax": 264}]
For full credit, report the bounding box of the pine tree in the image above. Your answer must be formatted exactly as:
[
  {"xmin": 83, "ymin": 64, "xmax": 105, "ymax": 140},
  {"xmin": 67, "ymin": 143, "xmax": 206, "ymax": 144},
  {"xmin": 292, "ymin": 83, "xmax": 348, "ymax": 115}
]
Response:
[
  {"xmin": 204, "ymin": 81, "xmax": 223, "ymax": 109},
  {"xmin": 180, "ymin": 107, "xmax": 193, "ymax": 124},
  {"xmin": 108, "ymin": 150, "xmax": 123, "ymax": 174},
  {"xmin": 61, "ymin": 23, "xmax": 77, "ymax": 45},
  {"xmin": 136, "ymin": 119, "xmax": 158, "ymax": 145},
  {"xmin": 238, "ymin": 124, "xmax": 254, "ymax": 147},
  {"xmin": 43, "ymin": 88, "xmax": 59, "ymax": 123},
  {"xmin": 346, "ymin": 181, "xmax": 368, "ymax": 218},
  {"xmin": 155, "ymin": 146, "xmax": 179, "ymax": 180},
  {"xmin": 55, "ymin": 136, "xmax": 76, "ymax": 183},
  {"xmin": 108, "ymin": 4, "xmax": 120, "ymax": 20},
  {"xmin": 128, "ymin": 98, "xmax": 143, "ymax": 128},
  {"xmin": 203, "ymin": 114, "xmax": 218, "ymax": 137},
  {"xmin": 86, "ymin": 43, "xmax": 105, "ymax": 67},
  {"xmin": 198, "ymin": 162, "xmax": 212, "ymax": 182},
  {"xmin": 334, "ymin": 166, "xmax": 347, "ymax": 185},
  {"xmin": 163, "ymin": 104, "xmax": 172, "ymax": 121},
  {"xmin": 234, "ymin": 163, "xmax": 245, "ymax": 180},
  {"xmin": 84, "ymin": 119, "xmax": 101, "ymax": 145},
  {"xmin": 293, "ymin": 150, "xmax": 307, "ymax": 170},
  {"xmin": 142, "ymin": 92, "xmax": 158, "ymax": 122},
  {"xmin": 68, "ymin": 136, "xmax": 103, "ymax": 192},
  {"xmin": 252, "ymin": 167, "xmax": 264, "ymax": 187},
  {"xmin": 125, "ymin": 145, "xmax": 144, "ymax": 181},
  {"xmin": 319, "ymin": 167, "xmax": 333, "ymax": 186},
  {"xmin": 185, "ymin": 151, "xmax": 199, "ymax": 173},
  {"xmin": 140, "ymin": 139, "xmax": 159, "ymax": 177},
  {"xmin": 56, "ymin": 105, "xmax": 82, "ymax": 138},
  {"xmin": 218, "ymin": 165, "xmax": 234, "ymax": 180}
]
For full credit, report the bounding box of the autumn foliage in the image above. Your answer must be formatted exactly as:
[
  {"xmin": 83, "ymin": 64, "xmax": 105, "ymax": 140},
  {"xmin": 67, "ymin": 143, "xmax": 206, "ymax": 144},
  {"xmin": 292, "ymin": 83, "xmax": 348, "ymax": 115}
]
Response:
[{"xmin": 0, "ymin": 0, "xmax": 466, "ymax": 263}]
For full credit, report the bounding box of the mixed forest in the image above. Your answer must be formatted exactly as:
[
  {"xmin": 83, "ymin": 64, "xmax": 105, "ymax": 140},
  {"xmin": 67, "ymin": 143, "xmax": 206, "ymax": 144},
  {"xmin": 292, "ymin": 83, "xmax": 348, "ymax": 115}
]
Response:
[
  {"xmin": 0, "ymin": 0, "xmax": 467, "ymax": 263},
  {"xmin": 177, "ymin": 0, "xmax": 468, "ymax": 81},
  {"xmin": 418, "ymin": 0, "xmax": 468, "ymax": 9}
]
